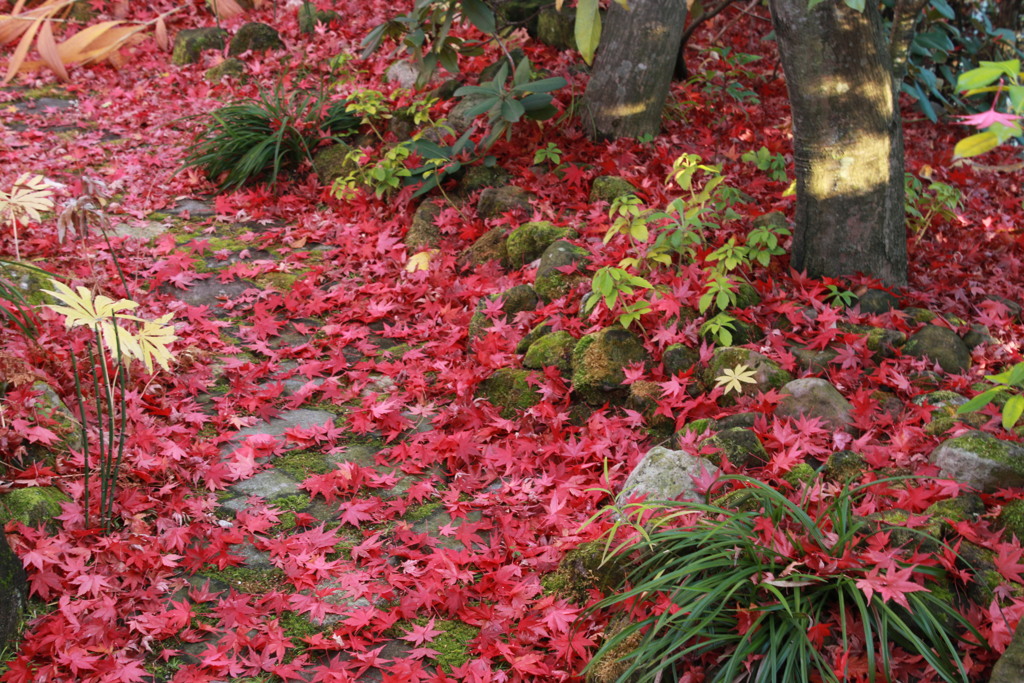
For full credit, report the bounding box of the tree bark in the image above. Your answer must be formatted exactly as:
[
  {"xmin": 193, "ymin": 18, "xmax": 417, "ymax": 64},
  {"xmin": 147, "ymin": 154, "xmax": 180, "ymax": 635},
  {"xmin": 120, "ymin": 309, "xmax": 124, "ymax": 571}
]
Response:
[
  {"xmin": 769, "ymin": 0, "xmax": 908, "ymax": 286},
  {"xmin": 582, "ymin": 0, "xmax": 689, "ymax": 140}
]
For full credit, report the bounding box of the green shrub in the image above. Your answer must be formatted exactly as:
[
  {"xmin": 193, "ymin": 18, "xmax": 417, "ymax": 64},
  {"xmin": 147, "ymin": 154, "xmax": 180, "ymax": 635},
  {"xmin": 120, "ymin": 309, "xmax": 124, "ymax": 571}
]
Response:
[
  {"xmin": 586, "ymin": 476, "xmax": 983, "ymax": 683},
  {"xmin": 182, "ymin": 86, "xmax": 360, "ymax": 190}
]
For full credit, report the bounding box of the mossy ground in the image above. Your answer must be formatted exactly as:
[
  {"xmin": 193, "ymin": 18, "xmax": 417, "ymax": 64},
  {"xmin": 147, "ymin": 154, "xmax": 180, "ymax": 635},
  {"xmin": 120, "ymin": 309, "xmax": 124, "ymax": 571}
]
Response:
[
  {"xmin": 276, "ymin": 449, "xmax": 333, "ymax": 480},
  {"xmin": 388, "ymin": 616, "xmax": 480, "ymax": 673},
  {"xmin": 199, "ymin": 566, "xmax": 288, "ymax": 594}
]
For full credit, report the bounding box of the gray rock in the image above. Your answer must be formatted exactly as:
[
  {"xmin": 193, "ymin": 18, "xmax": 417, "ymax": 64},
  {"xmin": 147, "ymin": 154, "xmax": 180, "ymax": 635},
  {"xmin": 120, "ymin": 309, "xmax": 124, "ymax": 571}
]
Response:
[
  {"xmin": 929, "ymin": 431, "xmax": 1024, "ymax": 493},
  {"xmin": 477, "ymin": 185, "xmax": 533, "ymax": 219},
  {"xmin": 225, "ymin": 469, "xmax": 302, "ymax": 505},
  {"xmin": 572, "ymin": 326, "xmax": 649, "ymax": 405},
  {"xmin": 903, "ymin": 325, "xmax": 972, "ymax": 374},
  {"xmin": 506, "ymin": 221, "xmax": 576, "ymax": 267},
  {"xmin": 228, "ymin": 22, "xmax": 282, "ymax": 56},
  {"xmin": 791, "ymin": 346, "xmax": 838, "ymax": 373},
  {"xmin": 857, "ymin": 288, "xmax": 899, "ymax": 314},
  {"xmin": 385, "ymin": 61, "xmax": 421, "ymax": 88},
  {"xmin": 111, "ymin": 220, "xmax": 169, "ymax": 242},
  {"xmin": 618, "ymin": 446, "xmax": 721, "ymax": 505},
  {"xmin": 715, "ymin": 413, "xmax": 758, "ymax": 430},
  {"xmin": 447, "ymin": 95, "xmax": 488, "ymax": 134},
  {"xmin": 775, "ymin": 378, "xmax": 853, "ymax": 431},
  {"xmin": 222, "ymin": 409, "xmax": 337, "ymax": 453},
  {"xmin": 535, "ymin": 240, "xmax": 588, "ymax": 302},
  {"xmin": 752, "ymin": 211, "xmax": 788, "ymax": 231},
  {"xmin": 984, "ymin": 294, "xmax": 1022, "ymax": 322},
  {"xmin": 172, "ymin": 27, "xmax": 227, "ymax": 66},
  {"xmin": 0, "ymin": 533, "xmax": 26, "ymax": 657},
  {"xmin": 161, "ymin": 277, "xmax": 252, "ymax": 317}
]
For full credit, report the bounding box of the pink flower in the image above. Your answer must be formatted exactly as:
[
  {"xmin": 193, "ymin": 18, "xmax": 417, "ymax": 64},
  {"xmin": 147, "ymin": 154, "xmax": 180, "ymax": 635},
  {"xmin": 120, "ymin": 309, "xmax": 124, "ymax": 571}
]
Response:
[{"xmin": 959, "ymin": 108, "xmax": 1023, "ymax": 129}]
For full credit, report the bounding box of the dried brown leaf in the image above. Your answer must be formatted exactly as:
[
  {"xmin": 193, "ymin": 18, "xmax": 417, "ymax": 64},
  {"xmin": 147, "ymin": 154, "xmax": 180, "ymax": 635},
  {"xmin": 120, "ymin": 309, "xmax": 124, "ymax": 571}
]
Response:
[
  {"xmin": 3, "ymin": 15, "xmax": 42, "ymax": 83},
  {"xmin": 36, "ymin": 19, "xmax": 68, "ymax": 81}
]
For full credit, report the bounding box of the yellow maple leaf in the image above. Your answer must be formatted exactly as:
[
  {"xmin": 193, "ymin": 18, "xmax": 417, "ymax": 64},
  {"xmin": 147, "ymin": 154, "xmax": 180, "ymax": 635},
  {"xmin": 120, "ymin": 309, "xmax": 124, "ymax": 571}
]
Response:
[
  {"xmin": 715, "ymin": 364, "xmax": 758, "ymax": 395},
  {"xmin": 405, "ymin": 250, "xmax": 438, "ymax": 272},
  {"xmin": 43, "ymin": 280, "xmax": 138, "ymax": 330}
]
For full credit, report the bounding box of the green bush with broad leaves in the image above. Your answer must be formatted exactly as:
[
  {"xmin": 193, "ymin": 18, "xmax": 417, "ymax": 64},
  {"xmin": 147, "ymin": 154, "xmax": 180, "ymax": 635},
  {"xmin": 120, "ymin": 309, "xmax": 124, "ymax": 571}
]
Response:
[
  {"xmin": 585, "ymin": 476, "xmax": 983, "ymax": 683},
  {"xmin": 182, "ymin": 86, "xmax": 360, "ymax": 190},
  {"xmin": 585, "ymin": 154, "xmax": 789, "ymax": 332},
  {"xmin": 957, "ymin": 361, "xmax": 1024, "ymax": 431}
]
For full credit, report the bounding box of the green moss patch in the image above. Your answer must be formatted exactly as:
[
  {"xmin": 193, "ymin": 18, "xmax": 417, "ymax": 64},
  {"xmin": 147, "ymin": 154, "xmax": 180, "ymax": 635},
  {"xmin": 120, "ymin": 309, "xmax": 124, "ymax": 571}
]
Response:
[{"xmin": 276, "ymin": 450, "xmax": 333, "ymax": 480}]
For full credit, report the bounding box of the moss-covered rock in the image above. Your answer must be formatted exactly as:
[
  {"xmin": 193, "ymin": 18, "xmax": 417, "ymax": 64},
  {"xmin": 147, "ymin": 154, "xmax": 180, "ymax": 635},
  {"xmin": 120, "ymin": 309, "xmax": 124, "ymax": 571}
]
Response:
[
  {"xmin": 468, "ymin": 285, "xmax": 539, "ymax": 341},
  {"xmin": 172, "ymin": 27, "xmax": 227, "ymax": 66},
  {"xmin": 699, "ymin": 427, "xmax": 768, "ymax": 468},
  {"xmin": 589, "ymin": 176, "xmax": 637, "ymax": 204},
  {"xmin": 476, "ymin": 369, "xmax": 542, "ymax": 418},
  {"xmin": 297, "ymin": 2, "xmax": 339, "ymax": 33},
  {"xmin": 497, "ymin": 0, "xmax": 548, "ymax": 34},
  {"xmin": 506, "ymin": 221, "xmax": 577, "ymax": 267},
  {"xmin": 476, "ymin": 185, "xmax": 533, "ymax": 219},
  {"xmin": 662, "ymin": 343, "xmax": 698, "ymax": 377},
  {"xmin": 572, "ymin": 326, "xmax": 650, "ymax": 405},
  {"xmin": 929, "ymin": 431, "xmax": 1024, "ymax": 492},
  {"xmin": 536, "ymin": 6, "xmax": 576, "ymax": 50},
  {"xmin": 0, "ymin": 487, "xmax": 69, "ymax": 529},
  {"xmin": 702, "ymin": 347, "xmax": 792, "ymax": 406},
  {"xmin": 791, "ymin": 346, "xmax": 839, "ymax": 373},
  {"xmin": 837, "ymin": 322, "xmax": 906, "ymax": 359},
  {"xmin": 535, "ymin": 240, "xmax": 589, "ymax": 302},
  {"xmin": 204, "ymin": 57, "xmax": 246, "ymax": 84},
  {"xmin": 462, "ymin": 227, "xmax": 509, "ymax": 266},
  {"xmin": 903, "ymin": 325, "xmax": 972, "ymax": 375},
  {"xmin": 542, "ymin": 540, "xmax": 626, "ymax": 606},
  {"xmin": 676, "ymin": 418, "xmax": 716, "ymax": 442},
  {"xmin": 626, "ymin": 381, "xmax": 675, "ymax": 433},
  {"xmin": 524, "ymin": 331, "xmax": 576, "ymax": 374},
  {"xmin": 990, "ymin": 617, "xmax": 1024, "ymax": 683},
  {"xmin": 0, "ymin": 532, "xmax": 26, "ymax": 657},
  {"xmin": 228, "ymin": 22, "xmax": 283, "ymax": 56},
  {"xmin": 516, "ymin": 320, "xmax": 554, "ymax": 354},
  {"xmin": 783, "ymin": 463, "xmax": 816, "ymax": 487},
  {"xmin": 312, "ymin": 141, "xmax": 358, "ymax": 185},
  {"xmin": 823, "ymin": 450, "xmax": 867, "ymax": 482},
  {"xmin": 751, "ymin": 211, "xmax": 788, "ymax": 231},
  {"xmin": 733, "ymin": 281, "xmax": 762, "ymax": 309},
  {"xmin": 457, "ymin": 165, "xmax": 511, "ymax": 194},
  {"xmin": 999, "ymin": 499, "xmax": 1024, "ymax": 540}
]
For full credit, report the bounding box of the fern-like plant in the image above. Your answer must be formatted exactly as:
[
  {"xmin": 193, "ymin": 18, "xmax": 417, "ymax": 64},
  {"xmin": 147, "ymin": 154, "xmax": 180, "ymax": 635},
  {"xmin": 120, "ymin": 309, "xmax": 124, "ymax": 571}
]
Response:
[{"xmin": 182, "ymin": 86, "xmax": 359, "ymax": 190}]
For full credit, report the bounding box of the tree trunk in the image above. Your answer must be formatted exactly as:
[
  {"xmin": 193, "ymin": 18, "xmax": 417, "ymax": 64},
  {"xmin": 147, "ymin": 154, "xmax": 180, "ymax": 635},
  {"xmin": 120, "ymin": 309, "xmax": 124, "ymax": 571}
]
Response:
[
  {"xmin": 582, "ymin": 0, "xmax": 688, "ymax": 140},
  {"xmin": 769, "ymin": 0, "xmax": 908, "ymax": 286}
]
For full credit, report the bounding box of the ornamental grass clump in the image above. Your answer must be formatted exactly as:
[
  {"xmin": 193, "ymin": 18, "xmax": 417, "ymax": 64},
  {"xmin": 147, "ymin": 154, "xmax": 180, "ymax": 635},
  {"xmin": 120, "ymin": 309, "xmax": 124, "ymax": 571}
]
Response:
[
  {"xmin": 182, "ymin": 85, "xmax": 359, "ymax": 190},
  {"xmin": 586, "ymin": 476, "xmax": 984, "ymax": 683}
]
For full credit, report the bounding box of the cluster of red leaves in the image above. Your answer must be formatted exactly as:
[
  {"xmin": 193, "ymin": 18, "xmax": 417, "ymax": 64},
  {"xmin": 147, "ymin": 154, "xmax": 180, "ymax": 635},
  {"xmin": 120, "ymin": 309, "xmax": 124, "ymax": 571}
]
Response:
[{"xmin": 1, "ymin": 0, "xmax": 1023, "ymax": 681}]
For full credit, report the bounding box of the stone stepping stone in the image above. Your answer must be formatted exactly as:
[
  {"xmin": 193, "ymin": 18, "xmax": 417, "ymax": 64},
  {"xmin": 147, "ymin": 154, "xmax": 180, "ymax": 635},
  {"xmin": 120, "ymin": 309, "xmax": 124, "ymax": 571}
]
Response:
[
  {"xmin": 160, "ymin": 277, "xmax": 253, "ymax": 317},
  {"xmin": 222, "ymin": 408, "xmax": 337, "ymax": 451},
  {"xmin": 166, "ymin": 198, "xmax": 215, "ymax": 217},
  {"xmin": 220, "ymin": 469, "xmax": 303, "ymax": 512}
]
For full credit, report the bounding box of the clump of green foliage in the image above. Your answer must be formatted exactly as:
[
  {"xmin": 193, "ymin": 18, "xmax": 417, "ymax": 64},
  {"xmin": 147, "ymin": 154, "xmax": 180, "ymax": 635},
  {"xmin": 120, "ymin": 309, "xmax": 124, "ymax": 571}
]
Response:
[
  {"xmin": 586, "ymin": 476, "xmax": 983, "ymax": 683},
  {"xmin": 182, "ymin": 85, "xmax": 359, "ymax": 190}
]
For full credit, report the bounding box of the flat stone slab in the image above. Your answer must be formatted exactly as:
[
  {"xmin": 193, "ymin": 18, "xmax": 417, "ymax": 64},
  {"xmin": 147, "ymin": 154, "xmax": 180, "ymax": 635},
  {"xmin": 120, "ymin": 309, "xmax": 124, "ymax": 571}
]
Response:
[
  {"xmin": 161, "ymin": 277, "xmax": 253, "ymax": 314},
  {"xmin": 224, "ymin": 409, "xmax": 337, "ymax": 449},
  {"xmin": 224, "ymin": 469, "xmax": 302, "ymax": 505},
  {"xmin": 167, "ymin": 198, "xmax": 215, "ymax": 217}
]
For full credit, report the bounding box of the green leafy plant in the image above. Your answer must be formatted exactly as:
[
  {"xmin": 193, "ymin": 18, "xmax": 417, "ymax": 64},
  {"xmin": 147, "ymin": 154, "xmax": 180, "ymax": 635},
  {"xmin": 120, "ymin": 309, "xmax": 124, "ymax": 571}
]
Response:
[
  {"xmin": 824, "ymin": 284, "xmax": 859, "ymax": 308},
  {"xmin": 586, "ymin": 476, "xmax": 982, "ymax": 683},
  {"xmin": 904, "ymin": 172, "xmax": 962, "ymax": 240},
  {"xmin": 182, "ymin": 85, "xmax": 359, "ymax": 190},
  {"xmin": 583, "ymin": 264, "xmax": 653, "ymax": 329},
  {"xmin": 741, "ymin": 146, "xmax": 788, "ymax": 182},
  {"xmin": 533, "ymin": 142, "xmax": 563, "ymax": 167},
  {"xmin": 701, "ymin": 312, "xmax": 739, "ymax": 347},
  {"xmin": 957, "ymin": 361, "xmax": 1024, "ymax": 430},
  {"xmin": 333, "ymin": 143, "xmax": 414, "ymax": 200},
  {"xmin": 603, "ymin": 195, "xmax": 649, "ymax": 245},
  {"xmin": 453, "ymin": 58, "xmax": 566, "ymax": 149},
  {"xmin": 44, "ymin": 281, "xmax": 177, "ymax": 532}
]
